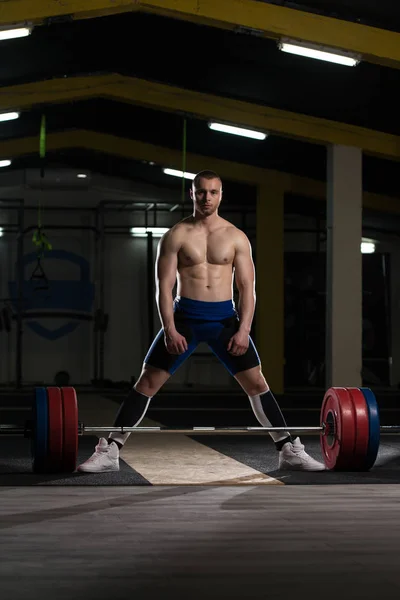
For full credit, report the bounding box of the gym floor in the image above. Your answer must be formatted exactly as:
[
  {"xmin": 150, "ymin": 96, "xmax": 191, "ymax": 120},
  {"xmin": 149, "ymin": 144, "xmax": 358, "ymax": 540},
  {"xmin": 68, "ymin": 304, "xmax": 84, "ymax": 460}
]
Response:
[{"xmin": 1, "ymin": 390, "xmax": 400, "ymax": 598}]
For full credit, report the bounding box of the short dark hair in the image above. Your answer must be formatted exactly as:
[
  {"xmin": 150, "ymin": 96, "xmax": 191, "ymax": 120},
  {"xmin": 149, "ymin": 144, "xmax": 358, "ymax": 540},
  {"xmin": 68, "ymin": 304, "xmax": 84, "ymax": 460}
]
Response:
[{"xmin": 193, "ymin": 170, "xmax": 222, "ymax": 188}]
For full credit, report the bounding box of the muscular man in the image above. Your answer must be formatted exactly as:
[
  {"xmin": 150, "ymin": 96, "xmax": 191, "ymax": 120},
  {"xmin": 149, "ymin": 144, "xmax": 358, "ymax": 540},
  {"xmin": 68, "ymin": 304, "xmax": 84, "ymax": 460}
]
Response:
[{"xmin": 78, "ymin": 170, "xmax": 325, "ymax": 473}]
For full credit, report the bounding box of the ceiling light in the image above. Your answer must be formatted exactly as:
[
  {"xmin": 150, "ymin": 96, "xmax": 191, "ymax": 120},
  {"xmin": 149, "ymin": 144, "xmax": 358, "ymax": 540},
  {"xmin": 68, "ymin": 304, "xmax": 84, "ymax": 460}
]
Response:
[
  {"xmin": 0, "ymin": 111, "xmax": 20, "ymax": 122},
  {"xmin": 361, "ymin": 239, "xmax": 376, "ymax": 254},
  {"xmin": 0, "ymin": 160, "xmax": 11, "ymax": 167},
  {"xmin": 0, "ymin": 227, "xmax": 3, "ymax": 237},
  {"xmin": 278, "ymin": 39, "xmax": 360, "ymax": 67},
  {"xmin": 0, "ymin": 27, "xmax": 32, "ymax": 41},
  {"xmin": 77, "ymin": 173, "xmax": 87, "ymax": 179},
  {"xmin": 208, "ymin": 121, "xmax": 267, "ymax": 140},
  {"xmin": 163, "ymin": 168, "xmax": 196, "ymax": 180},
  {"xmin": 130, "ymin": 227, "xmax": 169, "ymax": 238}
]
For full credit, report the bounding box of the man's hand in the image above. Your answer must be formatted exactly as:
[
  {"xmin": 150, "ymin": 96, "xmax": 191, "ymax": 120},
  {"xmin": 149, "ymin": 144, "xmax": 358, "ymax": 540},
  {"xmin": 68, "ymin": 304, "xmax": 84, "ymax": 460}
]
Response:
[
  {"xmin": 227, "ymin": 328, "xmax": 249, "ymax": 356},
  {"xmin": 164, "ymin": 329, "xmax": 188, "ymax": 355}
]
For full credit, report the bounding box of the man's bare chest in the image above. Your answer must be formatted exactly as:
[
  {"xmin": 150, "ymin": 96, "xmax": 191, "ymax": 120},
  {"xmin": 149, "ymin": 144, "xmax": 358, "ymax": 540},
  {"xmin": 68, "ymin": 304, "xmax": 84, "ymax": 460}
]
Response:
[{"xmin": 179, "ymin": 234, "xmax": 235, "ymax": 267}]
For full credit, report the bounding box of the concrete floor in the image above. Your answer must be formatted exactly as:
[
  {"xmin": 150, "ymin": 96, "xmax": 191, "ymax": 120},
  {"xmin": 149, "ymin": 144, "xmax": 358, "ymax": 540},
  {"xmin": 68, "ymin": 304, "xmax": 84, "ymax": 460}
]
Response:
[
  {"xmin": 1, "ymin": 484, "xmax": 400, "ymax": 600},
  {"xmin": 1, "ymin": 391, "xmax": 400, "ymax": 599}
]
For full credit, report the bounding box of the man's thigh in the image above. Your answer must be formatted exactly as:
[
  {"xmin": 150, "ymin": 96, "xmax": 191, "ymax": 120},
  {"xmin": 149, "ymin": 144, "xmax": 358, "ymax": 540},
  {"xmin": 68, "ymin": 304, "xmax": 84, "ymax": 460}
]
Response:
[
  {"xmin": 207, "ymin": 317, "xmax": 261, "ymax": 376},
  {"xmin": 144, "ymin": 316, "xmax": 198, "ymax": 375}
]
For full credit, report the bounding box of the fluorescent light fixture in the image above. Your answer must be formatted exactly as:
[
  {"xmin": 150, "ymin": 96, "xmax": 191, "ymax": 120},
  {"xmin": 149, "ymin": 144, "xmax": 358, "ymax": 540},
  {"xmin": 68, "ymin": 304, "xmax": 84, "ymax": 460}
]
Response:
[
  {"xmin": 0, "ymin": 27, "xmax": 32, "ymax": 41},
  {"xmin": 0, "ymin": 111, "xmax": 20, "ymax": 122},
  {"xmin": 0, "ymin": 159, "xmax": 11, "ymax": 167},
  {"xmin": 130, "ymin": 227, "xmax": 169, "ymax": 238},
  {"xmin": 361, "ymin": 239, "xmax": 376, "ymax": 254},
  {"xmin": 208, "ymin": 121, "xmax": 267, "ymax": 140},
  {"xmin": 279, "ymin": 39, "xmax": 360, "ymax": 67},
  {"xmin": 77, "ymin": 173, "xmax": 88, "ymax": 179},
  {"xmin": 163, "ymin": 168, "xmax": 196, "ymax": 180},
  {"xmin": 0, "ymin": 227, "xmax": 3, "ymax": 237}
]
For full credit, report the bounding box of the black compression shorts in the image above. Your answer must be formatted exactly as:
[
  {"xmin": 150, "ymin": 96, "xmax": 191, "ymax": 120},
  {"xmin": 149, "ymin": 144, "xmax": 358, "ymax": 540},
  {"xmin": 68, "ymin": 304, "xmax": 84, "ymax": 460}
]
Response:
[{"xmin": 144, "ymin": 296, "xmax": 261, "ymax": 376}]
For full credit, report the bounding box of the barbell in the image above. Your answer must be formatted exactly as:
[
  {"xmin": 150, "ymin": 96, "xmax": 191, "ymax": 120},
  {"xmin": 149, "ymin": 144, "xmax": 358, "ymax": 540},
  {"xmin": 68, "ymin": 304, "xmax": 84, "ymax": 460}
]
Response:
[{"xmin": 0, "ymin": 385, "xmax": 393, "ymax": 474}]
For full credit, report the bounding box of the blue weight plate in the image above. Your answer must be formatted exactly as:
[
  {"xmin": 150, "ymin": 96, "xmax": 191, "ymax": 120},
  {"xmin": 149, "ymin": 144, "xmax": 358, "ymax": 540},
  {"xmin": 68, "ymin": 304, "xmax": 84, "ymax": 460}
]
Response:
[
  {"xmin": 359, "ymin": 387, "xmax": 380, "ymax": 471},
  {"xmin": 31, "ymin": 387, "xmax": 49, "ymax": 473}
]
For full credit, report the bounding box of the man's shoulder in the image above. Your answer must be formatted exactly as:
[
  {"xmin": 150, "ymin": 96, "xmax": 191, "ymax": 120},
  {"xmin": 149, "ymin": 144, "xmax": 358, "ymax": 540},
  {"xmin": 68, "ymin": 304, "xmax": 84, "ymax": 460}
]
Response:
[
  {"xmin": 168, "ymin": 219, "xmax": 191, "ymax": 237},
  {"xmin": 221, "ymin": 221, "xmax": 248, "ymax": 240},
  {"xmin": 159, "ymin": 220, "xmax": 190, "ymax": 248},
  {"xmin": 216, "ymin": 218, "xmax": 240, "ymax": 234}
]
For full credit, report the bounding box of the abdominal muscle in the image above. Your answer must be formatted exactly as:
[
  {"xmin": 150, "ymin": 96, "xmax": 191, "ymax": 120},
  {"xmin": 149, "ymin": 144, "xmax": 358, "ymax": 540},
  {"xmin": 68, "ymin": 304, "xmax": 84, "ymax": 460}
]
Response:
[{"xmin": 176, "ymin": 262, "xmax": 234, "ymax": 302}]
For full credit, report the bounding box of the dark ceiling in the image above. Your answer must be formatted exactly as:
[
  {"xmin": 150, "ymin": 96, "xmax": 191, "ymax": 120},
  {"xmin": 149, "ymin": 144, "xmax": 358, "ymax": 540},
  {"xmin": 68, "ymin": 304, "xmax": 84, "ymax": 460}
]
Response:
[
  {"xmin": 0, "ymin": 4, "xmax": 399, "ymax": 213},
  {"xmin": 4, "ymin": 12, "xmax": 398, "ymax": 133}
]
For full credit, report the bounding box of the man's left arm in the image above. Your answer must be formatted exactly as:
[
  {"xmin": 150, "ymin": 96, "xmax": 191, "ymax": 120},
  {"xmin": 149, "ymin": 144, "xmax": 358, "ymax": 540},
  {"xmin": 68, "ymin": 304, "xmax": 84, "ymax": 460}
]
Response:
[{"xmin": 228, "ymin": 232, "xmax": 256, "ymax": 355}]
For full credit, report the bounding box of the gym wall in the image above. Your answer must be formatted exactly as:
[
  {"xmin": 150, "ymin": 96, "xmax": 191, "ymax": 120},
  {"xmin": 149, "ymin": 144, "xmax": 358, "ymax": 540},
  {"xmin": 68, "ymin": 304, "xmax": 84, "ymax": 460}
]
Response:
[
  {"xmin": 0, "ymin": 199, "xmax": 398, "ymax": 389},
  {"xmin": 0, "ymin": 209, "xmax": 95, "ymax": 385},
  {"xmin": 0, "ymin": 204, "xmax": 244, "ymax": 388}
]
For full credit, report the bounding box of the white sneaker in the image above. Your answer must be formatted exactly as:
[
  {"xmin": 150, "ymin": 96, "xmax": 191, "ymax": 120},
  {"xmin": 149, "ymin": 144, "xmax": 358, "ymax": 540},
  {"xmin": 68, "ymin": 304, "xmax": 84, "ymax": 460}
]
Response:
[
  {"xmin": 76, "ymin": 437, "xmax": 120, "ymax": 473},
  {"xmin": 278, "ymin": 437, "xmax": 326, "ymax": 471}
]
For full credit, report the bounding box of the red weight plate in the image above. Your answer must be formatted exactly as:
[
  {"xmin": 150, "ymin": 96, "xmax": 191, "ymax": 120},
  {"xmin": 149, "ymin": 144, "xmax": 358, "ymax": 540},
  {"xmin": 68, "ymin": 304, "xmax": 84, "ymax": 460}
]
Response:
[
  {"xmin": 320, "ymin": 387, "xmax": 356, "ymax": 470},
  {"xmin": 60, "ymin": 387, "xmax": 78, "ymax": 472},
  {"xmin": 346, "ymin": 387, "xmax": 370, "ymax": 470},
  {"xmin": 46, "ymin": 387, "xmax": 64, "ymax": 472}
]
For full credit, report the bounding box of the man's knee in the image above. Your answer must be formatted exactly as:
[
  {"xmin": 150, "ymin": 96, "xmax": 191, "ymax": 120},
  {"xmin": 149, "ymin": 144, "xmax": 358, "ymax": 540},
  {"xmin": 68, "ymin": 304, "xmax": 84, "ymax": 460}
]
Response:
[
  {"xmin": 234, "ymin": 367, "xmax": 269, "ymax": 397},
  {"xmin": 135, "ymin": 365, "xmax": 171, "ymax": 397},
  {"xmin": 245, "ymin": 381, "xmax": 269, "ymax": 397}
]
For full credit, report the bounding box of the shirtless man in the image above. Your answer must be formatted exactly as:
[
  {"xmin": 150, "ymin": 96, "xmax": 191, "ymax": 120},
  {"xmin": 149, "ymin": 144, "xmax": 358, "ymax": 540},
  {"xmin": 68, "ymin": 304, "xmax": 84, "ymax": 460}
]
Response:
[{"xmin": 78, "ymin": 170, "xmax": 325, "ymax": 473}]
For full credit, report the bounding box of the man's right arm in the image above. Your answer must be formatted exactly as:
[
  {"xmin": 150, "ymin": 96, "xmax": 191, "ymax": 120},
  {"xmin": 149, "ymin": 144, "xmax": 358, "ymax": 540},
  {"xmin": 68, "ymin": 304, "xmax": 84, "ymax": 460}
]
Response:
[{"xmin": 155, "ymin": 229, "xmax": 180, "ymax": 334}]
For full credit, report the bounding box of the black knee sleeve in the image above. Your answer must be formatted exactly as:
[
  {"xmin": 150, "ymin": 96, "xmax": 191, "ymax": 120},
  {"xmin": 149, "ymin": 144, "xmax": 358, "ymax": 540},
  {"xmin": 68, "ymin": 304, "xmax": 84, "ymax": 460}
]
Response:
[{"xmin": 113, "ymin": 388, "xmax": 152, "ymax": 428}]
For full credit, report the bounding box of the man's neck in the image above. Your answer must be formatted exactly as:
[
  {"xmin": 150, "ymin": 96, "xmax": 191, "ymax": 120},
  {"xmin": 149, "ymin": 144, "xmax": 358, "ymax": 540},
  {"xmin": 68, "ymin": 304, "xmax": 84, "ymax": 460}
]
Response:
[{"xmin": 192, "ymin": 212, "xmax": 220, "ymax": 230}]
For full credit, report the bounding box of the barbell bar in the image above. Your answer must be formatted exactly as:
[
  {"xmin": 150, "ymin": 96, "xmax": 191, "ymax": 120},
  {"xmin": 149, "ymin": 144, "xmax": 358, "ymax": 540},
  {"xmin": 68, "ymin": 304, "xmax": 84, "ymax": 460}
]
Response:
[
  {"xmin": 81, "ymin": 425, "xmax": 325, "ymax": 434},
  {"xmin": 84, "ymin": 425, "xmax": 400, "ymax": 434},
  {"xmin": 0, "ymin": 385, "xmax": 393, "ymax": 473},
  {"xmin": 3, "ymin": 425, "xmax": 400, "ymax": 435},
  {"xmin": 0, "ymin": 424, "xmax": 325, "ymax": 435}
]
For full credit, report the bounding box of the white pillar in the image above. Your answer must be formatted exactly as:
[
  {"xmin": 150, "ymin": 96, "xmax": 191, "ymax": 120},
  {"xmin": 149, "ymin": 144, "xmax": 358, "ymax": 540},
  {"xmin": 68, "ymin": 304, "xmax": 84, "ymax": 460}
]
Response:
[{"xmin": 326, "ymin": 145, "xmax": 363, "ymax": 388}]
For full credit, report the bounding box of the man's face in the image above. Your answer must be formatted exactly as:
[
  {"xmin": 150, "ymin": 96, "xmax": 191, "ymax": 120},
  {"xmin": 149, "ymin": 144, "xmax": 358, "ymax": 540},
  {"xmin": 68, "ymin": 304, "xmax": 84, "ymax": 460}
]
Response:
[{"xmin": 190, "ymin": 177, "xmax": 222, "ymax": 216}]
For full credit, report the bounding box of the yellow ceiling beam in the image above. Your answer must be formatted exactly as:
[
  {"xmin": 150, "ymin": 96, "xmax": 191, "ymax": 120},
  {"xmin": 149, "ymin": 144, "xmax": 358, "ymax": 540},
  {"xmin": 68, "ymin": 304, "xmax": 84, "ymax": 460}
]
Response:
[
  {"xmin": 0, "ymin": 1, "xmax": 399, "ymax": 69},
  {"xmin": 69, "ymin": 130, "xmax": 269, "ymax": 185},
  {"xmin": 107, "ymin": 77, "xmax": 400, "ymax": 160},
  {"xmin": 1, "ymin": 74, "xmax": 400, "ymax": 161},
  {"xmin": 0, "ymin": 1, "xmax": 139, "ymax": 25},
  {"xmin": 0, "ymin": 129, "xmax": 267, "ymax": 183},
  {"xmin": 2, "ymin": 130, "xmax": 399, "ymax": 214},
  {"xmin": 0, "ymin": 74, "xmax": 115, "ymax": 107},
  {"xmin": 136, "ymin": 0, "xmax": 400, "ymax": 69},
  {"xmin": 86, "ymin": 131, "xmax": 291, "ymax": 189}
]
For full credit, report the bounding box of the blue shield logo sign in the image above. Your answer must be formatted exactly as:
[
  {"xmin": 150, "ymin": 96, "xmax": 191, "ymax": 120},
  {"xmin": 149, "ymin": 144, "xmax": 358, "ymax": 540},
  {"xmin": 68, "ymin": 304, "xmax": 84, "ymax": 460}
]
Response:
[{"xmin": 8, "ymin": 250, "xmax": 95, "ymax": 341}]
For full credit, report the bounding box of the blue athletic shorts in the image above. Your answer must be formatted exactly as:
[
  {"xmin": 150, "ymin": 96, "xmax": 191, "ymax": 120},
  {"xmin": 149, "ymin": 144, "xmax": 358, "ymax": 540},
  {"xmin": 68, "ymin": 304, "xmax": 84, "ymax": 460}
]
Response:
[{"xmin": 144, "ymin": 296, "xmax": 261, "ymax": 376}]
